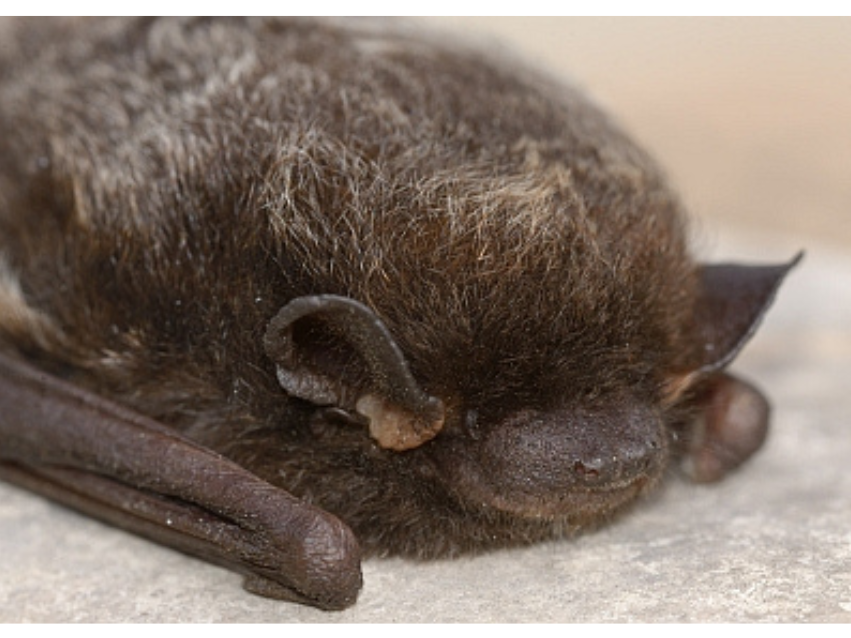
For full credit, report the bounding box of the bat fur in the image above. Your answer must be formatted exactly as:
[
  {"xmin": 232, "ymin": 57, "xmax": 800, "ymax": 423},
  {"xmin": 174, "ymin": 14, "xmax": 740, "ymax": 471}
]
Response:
[{"xmin": 0, "ymin": 17, "xmax": 797, "ymax": 601}]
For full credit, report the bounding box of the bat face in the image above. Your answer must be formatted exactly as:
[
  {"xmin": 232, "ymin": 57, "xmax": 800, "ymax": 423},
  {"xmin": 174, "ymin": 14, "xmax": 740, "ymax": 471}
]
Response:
[{"xmin": 0, "ymin": 17, "xmax": 799, "ymax": 608}]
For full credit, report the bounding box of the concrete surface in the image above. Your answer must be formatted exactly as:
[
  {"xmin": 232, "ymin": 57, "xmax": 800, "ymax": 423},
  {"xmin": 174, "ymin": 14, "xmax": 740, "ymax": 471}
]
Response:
[{"xmin": 2, "ymin": 18, "xmax": 850, "ymax": 622}]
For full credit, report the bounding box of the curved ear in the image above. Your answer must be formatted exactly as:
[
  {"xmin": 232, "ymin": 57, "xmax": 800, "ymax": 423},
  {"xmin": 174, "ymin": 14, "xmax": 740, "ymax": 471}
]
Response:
[
  {"xmin": 692, "ymin": 252, "xmax": 802, "ymax": 374},
  {"xmin": 264, "ymin": 295, "xmax": 445, "ymax": 451}
]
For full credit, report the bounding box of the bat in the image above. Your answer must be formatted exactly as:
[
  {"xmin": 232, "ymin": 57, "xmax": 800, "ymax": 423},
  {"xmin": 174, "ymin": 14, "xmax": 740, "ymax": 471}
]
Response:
[{"xmin": 0, "ymin": 17, "xmax": 800, "ymax": 611}]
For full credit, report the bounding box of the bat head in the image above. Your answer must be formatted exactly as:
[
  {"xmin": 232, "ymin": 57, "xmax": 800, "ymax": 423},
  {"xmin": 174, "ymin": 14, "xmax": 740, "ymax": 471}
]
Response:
[
  {"xmin": 263, "ymin": 254, "xmax": 799, "ymax": 525},
  {"xmin": 0, "ymin": 17, "xmax": 801, "ymax": 559}
]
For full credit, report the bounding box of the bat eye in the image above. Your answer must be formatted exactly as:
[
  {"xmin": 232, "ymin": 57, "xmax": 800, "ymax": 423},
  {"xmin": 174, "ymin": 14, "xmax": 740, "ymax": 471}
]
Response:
[
  {"xmin": 464, "ymin": 409, "xmax": 482, "ymax": 440},
  {"xmin": 264, "ymin": 295, "xmax": 445, "ymax": 451}
]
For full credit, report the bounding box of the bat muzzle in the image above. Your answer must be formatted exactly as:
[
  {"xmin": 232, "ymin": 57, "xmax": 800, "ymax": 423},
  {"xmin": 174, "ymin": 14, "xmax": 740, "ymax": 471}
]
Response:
[{"xmin": 441, "ymin": 400, "xmax": 668, "ymax": 520}]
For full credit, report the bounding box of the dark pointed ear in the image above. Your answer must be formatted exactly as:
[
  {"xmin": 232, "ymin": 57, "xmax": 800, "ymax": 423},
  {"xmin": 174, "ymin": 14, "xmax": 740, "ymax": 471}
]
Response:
[
  {"xmin": 663, "ymin": 252, "xmax": 801, "ymax": 405},
  {"xmin": 264, "ymin": 295, "xmax": 445, "ymax": 451},
  {"xmin": 692, "ymin": 252, "xmax": 803, "ymax": 373}
]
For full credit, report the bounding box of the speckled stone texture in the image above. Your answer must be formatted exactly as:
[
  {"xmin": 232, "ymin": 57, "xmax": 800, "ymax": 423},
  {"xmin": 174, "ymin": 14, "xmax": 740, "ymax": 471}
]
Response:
[{"xmin": 2, "ymin": 18, "xmax": 850, "ymax": 622}]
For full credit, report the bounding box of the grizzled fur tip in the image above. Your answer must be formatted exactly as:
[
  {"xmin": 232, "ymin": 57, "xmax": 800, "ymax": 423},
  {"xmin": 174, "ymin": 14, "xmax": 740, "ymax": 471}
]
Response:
[{"xmin": 0, "ymin": 17, "xmax": 798, "ymax": 609}]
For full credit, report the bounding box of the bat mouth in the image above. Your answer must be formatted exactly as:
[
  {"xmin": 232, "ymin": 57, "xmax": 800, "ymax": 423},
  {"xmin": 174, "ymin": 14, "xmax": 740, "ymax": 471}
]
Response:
[
  {"xmin": 473, "ymin": 473, "xmax": 656, "ymax": 521},
  {"xmin": 430, "ymin": 441, "xmax": 666, "ymax": 524}
]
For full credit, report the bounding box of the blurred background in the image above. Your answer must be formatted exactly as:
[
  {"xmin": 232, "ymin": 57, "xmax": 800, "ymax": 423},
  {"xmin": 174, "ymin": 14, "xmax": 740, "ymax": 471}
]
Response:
[{"xmin": 424, "ymin": 17, "xmax": 851, "ymax": 254}]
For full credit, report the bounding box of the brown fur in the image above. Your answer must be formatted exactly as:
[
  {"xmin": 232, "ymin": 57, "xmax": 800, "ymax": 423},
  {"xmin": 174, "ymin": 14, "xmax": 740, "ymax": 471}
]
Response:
[{"xmin": 0, "ymin": 18, "xmax": 706, "ymax": 558}]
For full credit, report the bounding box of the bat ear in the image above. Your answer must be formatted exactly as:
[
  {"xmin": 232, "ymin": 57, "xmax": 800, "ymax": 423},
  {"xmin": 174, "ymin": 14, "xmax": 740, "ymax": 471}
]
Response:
[
  {"xmin": 691, "ymin": 252, "xmax": 802, "ymax": 373},
  {"xmin": 664, "ymin": 252, "xmax": 801, "ymax": 404},
  {"xmin": 264, "ymin": 295, "xmax": 445, "ymax": 451}
]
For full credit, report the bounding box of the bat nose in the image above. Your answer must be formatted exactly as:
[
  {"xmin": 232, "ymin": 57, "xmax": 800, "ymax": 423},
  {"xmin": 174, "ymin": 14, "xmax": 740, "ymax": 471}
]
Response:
[
  {"xmin": 481, "ymin": 401, "xmax": 667, "ymax": 496},
  {"xmin": 567, "ymin": 434, "xmax": 664, "ymax": 486}
]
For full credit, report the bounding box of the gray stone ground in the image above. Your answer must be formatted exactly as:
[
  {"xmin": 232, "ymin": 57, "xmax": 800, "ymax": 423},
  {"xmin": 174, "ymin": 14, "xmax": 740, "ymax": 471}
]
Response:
[{"xmin": 2, "ymin": 18, "xmax": 850, "ymax": 623}]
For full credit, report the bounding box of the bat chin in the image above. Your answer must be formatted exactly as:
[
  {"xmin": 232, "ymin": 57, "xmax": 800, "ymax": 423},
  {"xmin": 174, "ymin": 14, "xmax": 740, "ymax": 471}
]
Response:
[
  {"xmin": 434, "ymin": 445, "xmax": 665, "ymax": 524},
  {"xmin": 480, "ymin": 475, "xmax": 654, "ymax": 522}
]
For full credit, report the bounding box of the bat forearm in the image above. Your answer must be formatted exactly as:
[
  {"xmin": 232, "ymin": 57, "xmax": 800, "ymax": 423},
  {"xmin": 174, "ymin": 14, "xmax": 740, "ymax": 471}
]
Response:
[{"xmin": 0, "ymin": 350, "xmax": 362, "ymax": 610}]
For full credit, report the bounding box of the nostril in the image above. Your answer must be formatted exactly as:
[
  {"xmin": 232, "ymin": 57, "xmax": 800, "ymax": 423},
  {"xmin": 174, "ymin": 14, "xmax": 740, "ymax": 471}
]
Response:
[
  {"xmin": 572, "ymin": 459, "xmax": 601, "ymax": 481},
  {"xmin": 571, "ymin": 445, "xmax": 661, "ymax": 485}
]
